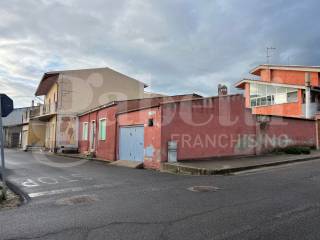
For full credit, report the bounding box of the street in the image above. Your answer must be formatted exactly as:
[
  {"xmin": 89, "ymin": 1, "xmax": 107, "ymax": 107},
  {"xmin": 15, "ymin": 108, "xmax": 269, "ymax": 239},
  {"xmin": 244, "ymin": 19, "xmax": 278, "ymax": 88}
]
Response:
[{"xmin": 1, "ymin": 150, "xmax": 320, "ymax": 240}]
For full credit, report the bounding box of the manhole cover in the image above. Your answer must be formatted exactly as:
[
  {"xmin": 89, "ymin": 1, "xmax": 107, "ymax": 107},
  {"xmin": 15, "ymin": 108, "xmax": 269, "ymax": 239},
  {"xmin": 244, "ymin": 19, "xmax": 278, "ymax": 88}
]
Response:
[
  {"xmin": 56, "ymin": 194, "xmax": 98, "ymax": 206},
  {"xmin": 187, "ymin": 186, "xmax": 220, "ymax": 192}
]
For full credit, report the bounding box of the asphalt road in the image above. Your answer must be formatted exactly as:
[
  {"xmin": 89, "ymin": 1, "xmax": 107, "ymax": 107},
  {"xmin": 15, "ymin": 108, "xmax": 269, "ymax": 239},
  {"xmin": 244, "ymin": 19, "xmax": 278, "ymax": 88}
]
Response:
[{"xmin": 1, "ymin": 149, "xmax": 320, "ymax": 240}]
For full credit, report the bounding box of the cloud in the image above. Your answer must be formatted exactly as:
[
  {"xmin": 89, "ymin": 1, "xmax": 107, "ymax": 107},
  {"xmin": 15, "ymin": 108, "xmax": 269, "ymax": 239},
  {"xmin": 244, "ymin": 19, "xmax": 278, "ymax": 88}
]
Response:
[{"xmin": 0, "ymin": 0, "xmax": 319, "ymax": 107}]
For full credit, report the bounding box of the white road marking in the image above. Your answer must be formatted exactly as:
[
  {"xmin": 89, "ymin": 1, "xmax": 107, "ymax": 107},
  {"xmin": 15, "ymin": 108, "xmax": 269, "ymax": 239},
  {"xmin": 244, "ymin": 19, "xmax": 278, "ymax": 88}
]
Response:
[
  {"xmin": 22, "ymin": 179, "xmax": 40, "ymax": 188},
  {"xmin": 13, "ymin": 174, "xmax": 93, "ymax": 188},
  {"xmin": 38, "ymin": 177, "xmax": 59, "ymax": 185},
  {"xmin": 28, "ymin": 183, "xmax": 119, "ymax": 198}
]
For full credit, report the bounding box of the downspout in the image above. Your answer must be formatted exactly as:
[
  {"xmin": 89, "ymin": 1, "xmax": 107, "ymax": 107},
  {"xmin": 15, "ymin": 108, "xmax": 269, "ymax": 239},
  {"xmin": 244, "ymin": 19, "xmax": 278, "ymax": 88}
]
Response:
[
  {"xmin": 88, "ymin": 113, "xmax": 90, "ymax": 153},
  {"xmin": 305, "ymin": 72, "xmax": 311, "ymax": 119},
  {"xmin": 55, "ymin": 80, "xmax": 59, "ymax": 152},
  {"xmin": 114, "ymin": 107, "xmax": 118, "ymax": 161}
]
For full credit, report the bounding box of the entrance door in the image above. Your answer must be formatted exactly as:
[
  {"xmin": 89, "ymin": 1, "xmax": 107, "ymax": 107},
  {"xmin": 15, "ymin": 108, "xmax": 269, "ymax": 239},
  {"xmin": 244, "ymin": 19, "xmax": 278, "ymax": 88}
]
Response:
[
  {"xmin": 119, "ymin": 126, "xmax": 144, "ymax": 161},
  {"xmin": 90, "ymin": 121, "xmax": 96, "ymax": 152}
]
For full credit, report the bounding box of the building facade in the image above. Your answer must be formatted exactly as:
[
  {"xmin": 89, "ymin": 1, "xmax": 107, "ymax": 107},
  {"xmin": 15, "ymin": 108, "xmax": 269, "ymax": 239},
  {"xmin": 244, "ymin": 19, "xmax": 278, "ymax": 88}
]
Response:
[
  {"xmin": 79, "ymin": 94, "xmax": 316, "ymax": 170},
  {"xmin": 31, "ymin": 67, "xmax": 149, "ymax": 152},
  {"xmin": 235, "ymin": 65, "xmax": 320, "ymax": 118},
  {"xmin": 78, "ymin": 94, "xmax": 202, "ymax": 161},
  {"xmin": 2, "ymin": 106, "xmax": 38, "ymax": 148}
]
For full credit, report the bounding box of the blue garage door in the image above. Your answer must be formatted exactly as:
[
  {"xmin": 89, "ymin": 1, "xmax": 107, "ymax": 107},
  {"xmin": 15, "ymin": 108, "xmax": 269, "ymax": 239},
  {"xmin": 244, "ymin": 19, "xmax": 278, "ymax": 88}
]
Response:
[{"xmin": 119, "ymin": 126, "xmax": 144, "ymax": 161}]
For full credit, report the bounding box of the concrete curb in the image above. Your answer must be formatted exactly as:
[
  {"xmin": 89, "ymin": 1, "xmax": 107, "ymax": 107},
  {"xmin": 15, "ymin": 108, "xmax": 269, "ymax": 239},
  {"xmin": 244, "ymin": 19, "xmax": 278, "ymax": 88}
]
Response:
[
  {"xmin": 0, "ymin": 173, "xmax": 30, "ymax": 206},
  {"xmin": 6, "ymin": 180, "xmax": 30, "ymax": 205},
  {"xmin": 52, "ymin": 153, "xmax": 112, "ymax": 164},
  {"xmin": 163, "ymin": 155, "xmax": 320, "ymax": 175}
]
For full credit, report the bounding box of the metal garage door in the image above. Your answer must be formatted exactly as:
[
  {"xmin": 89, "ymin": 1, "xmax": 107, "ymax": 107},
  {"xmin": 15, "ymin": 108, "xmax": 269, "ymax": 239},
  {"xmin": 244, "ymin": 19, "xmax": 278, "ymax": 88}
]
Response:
[{"xmin": 119, "ymin": 126, "xmax": 144, "ymax": 161}]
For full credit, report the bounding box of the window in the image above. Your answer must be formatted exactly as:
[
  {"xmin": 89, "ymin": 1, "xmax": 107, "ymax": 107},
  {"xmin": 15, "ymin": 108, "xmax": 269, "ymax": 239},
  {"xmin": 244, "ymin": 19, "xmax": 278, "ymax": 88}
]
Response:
[
  {"xmin": 287, "ymin": 91, "xmax": 298, "ymax": 103},
  {"xmin": 82, "ymin": 122, "xmax": 88, "ymax": 140},
  {"xmin": 250, "ymin": 83, "xmax": 298, "ymax": 107},
  {"xmin": 99, "ymin": 119, "xmax": 107, "ymax": 140}
]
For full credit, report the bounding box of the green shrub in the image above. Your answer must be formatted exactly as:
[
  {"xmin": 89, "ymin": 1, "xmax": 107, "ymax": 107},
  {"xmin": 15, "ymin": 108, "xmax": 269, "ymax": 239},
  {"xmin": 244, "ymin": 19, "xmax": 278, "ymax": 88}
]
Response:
[
  {"xmin": 300, "ymin": 147, "xmax": 311, "ymax": 154},
  {"xmin": 283, "ymin": 146, "xmax": 311, "ymax": 155},
  {"xmin": 0, "ymin": 186, "xmax": 4, "ymax": 203}
]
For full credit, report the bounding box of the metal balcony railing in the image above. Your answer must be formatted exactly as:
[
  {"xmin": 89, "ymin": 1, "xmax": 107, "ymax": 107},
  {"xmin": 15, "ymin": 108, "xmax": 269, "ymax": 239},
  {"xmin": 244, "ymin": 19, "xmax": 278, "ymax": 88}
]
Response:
[
  {"xmin": 29, "ymin": 107, "xmax": 40, "ymax": 118},
  {"xmin": 40, "ymin": 102, "xmax": 57, "ymax": 115},
  {"xmin": 30, "ymin": 102, "xmax": 57, "ymax": 118}
]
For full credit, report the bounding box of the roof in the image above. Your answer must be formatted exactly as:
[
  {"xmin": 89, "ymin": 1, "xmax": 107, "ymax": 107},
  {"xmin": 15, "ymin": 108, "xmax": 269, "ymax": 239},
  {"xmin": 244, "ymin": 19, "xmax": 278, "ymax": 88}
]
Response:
[
  {"xmin": 235, "ymin": 78, "xmax": 307, "ymax": 89},
  {"xmin": 35, "ymin": 73, "xmax": 59, "ymax": 96},
  {"xmin": 35, "ymin": 67, "xmax": 148, "ymax": 96},
  {"xmin": 116, "ymin": 94, "xmax": 242, "ymax": 116},
  {"xmin": 250, "ymin": 64, "xmax": 320, "ymax": 76},
  {"xmin": 2, "ymin": 107, "xmax": 29, "ymax": 127},
  {"xmin": 78, "ymin": 93, "xmax": 203, "ymax": 116}
]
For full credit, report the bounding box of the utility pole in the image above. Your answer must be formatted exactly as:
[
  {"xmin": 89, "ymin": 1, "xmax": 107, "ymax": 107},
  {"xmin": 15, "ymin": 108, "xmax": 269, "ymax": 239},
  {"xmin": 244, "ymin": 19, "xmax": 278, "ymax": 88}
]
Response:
[{"xmin": 266, "ymin": 47, "xmax": 276, "ymax": 64}]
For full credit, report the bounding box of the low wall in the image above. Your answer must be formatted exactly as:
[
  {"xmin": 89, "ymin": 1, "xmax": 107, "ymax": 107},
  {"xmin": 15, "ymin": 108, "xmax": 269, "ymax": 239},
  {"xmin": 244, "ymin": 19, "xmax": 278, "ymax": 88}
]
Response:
[
  {"xmin": 257, "ymin": 115, "xmax": 316, "ymax": 154},
  {"xmin": 161, "ymin": 95, "xmax": 316, "ymax": 163}
]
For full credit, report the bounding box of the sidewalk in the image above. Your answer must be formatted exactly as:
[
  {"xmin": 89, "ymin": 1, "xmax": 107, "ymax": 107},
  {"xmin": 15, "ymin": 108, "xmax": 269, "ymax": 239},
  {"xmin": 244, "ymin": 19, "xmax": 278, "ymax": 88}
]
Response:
[
  {"xmin": 53, "ymin": 153, "xmax": 112, "ymax": 163},
  {"xmin": 162, "ymin": 151, "xmax": 320, "ymax": 175}
]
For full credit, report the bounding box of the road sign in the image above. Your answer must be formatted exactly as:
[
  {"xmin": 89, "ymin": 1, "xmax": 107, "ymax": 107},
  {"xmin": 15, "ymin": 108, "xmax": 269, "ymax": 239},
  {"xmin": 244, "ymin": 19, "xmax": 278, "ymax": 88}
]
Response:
[
  {"xmin": 0, "ymin": 94, "xmax": 13, "ymax": 117},
  {"xmin": 0, "ymin": 94, "xmax": 13, "ymax": 188}
]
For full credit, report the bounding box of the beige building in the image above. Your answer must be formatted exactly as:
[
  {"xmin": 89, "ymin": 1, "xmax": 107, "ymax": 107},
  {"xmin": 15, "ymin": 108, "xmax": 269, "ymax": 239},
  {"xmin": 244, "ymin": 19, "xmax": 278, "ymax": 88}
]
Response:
[{"xmin": 30, "ymin": 67, "xmax": 149, "ymax": 152}]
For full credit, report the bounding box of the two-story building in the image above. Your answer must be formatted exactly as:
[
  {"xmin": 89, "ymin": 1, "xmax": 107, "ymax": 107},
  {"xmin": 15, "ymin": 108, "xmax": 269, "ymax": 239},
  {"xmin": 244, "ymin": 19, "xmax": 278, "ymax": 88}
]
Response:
[
  {"xmin": 235, "ymin": 65, "xmax": 320, "ymax": 118},
  {"xmin": 30, "ymin": 67, "xmax": 150, "ymax": 152}
]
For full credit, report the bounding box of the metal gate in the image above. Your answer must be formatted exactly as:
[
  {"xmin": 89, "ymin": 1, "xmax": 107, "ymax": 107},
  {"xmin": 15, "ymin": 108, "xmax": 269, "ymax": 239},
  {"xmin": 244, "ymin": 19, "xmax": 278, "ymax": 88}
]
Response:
[
  {"xmin": 11, "ymin": 133, "xmax": 20, "ymax": 148},
  {"xmin": 119, "ymin": 126, "xmax": 144, "ymax": 161}
]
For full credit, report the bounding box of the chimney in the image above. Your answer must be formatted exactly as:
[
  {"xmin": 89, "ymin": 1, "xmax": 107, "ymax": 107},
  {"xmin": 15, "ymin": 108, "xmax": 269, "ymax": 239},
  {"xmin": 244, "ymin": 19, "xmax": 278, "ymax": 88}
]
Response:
[
  {"xmin": 218, "ymin": 84, "xmax": 228, "ymax": 96},
  {"xmin": 31, "ymin": 100, "xmax": 34, "ymax": 107}
]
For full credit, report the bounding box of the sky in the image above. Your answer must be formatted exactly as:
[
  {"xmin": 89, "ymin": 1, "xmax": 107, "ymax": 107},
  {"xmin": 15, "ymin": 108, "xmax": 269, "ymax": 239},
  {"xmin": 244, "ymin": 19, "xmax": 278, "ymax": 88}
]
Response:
[{"xmin": 1, "ymin": 0, "xmax": 320, "ymax": 107}]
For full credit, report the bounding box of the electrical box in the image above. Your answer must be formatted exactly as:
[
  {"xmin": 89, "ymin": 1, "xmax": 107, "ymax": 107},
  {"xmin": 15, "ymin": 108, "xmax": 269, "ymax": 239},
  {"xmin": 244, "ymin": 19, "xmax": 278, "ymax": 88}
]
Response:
[{"xmin": 168, "ymin": 141, "xmax": 177, "ymax": 162}]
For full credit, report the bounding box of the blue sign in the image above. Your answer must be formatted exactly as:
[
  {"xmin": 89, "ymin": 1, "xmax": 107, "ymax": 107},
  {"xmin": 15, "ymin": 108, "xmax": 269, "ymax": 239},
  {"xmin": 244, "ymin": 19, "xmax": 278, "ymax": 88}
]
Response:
[{"xmin": 0, "ymin": 94, "xmax": 14, "ymax": 117}]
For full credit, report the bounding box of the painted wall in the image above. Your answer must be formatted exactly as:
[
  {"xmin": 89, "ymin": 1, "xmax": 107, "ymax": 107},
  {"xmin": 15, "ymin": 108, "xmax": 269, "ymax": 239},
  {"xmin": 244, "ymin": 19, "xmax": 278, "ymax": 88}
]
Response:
[
  {"xmin": 44, "ymin": 83, "xmax": 58, "ymax": 113},
  {"xmin": 78, "ymin": 105, "xmax": 117, "ymax": 161},
  {"xmin": 161, "ymin": 95, "xmax": 257, "ymax": 162},
  {"xmin": 95, "ymin": 106, "xmax": 117, "ymax": 160},
  {"xmin": 57, "ymin": 68, "xmax": 146, "ymax": 115},
  {"xmin": 251, "ymin": 89, "xmax": 304, "ymax": 118},
  {"xmin": 79, "ymin": 113, "xmax": 95, "ymax": 154},
  {"xmin": 117, "ymin": 107, "xmax": 162, "ymax": 169},
  {"xmin": 44, "ymin": 116, "xmax": 57, "ymax": 149},
  {"xmin": 256, "ymin": 116, "xmax": 316, "ymax": 154},
  {"xmin": 78, "ymin": 94, "xmax": 200, "ymax": 163},
  {"xmin": 260, "ymin": 69, "xmax": 319, "ymax": 86},
  {"xmin": 79, "ymin": 94, "xmax": 317, "ymax": 170},
  {"xmin": 56, "ymin": 115, "xmax": 78, "ymax": 148},
  {"xmin": 28, "ymin": 119, "xmax": 46, "ymax": 146},
  {"xmin": 244, "ymin": 81, "xmax": 304, "ymax": 118}
]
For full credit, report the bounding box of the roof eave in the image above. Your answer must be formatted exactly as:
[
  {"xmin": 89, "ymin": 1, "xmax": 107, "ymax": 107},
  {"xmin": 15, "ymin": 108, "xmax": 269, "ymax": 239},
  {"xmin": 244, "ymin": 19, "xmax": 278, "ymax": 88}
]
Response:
[{"xmin": 35, "ymin": 73, "xmax": 59, "ymax": 96}]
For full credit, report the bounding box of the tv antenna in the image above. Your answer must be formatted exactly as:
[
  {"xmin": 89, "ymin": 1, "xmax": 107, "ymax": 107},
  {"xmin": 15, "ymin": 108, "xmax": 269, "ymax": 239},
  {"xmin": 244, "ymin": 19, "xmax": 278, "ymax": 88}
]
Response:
[{"xmin": 266, "ymin": 47, "xmax": 276, "ymax": 64}]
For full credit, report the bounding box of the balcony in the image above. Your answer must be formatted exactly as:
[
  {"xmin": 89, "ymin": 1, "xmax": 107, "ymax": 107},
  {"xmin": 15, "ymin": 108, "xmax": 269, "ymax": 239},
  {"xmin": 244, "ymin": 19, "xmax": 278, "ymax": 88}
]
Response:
[{"xmin": 30, "ymin": 102, "xmax": 57, "ymax": 120}]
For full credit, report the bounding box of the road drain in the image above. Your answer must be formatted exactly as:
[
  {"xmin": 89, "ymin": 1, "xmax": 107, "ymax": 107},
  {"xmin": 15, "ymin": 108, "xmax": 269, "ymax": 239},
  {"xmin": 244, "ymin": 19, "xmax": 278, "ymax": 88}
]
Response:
[
  {"xmin": 56, "ymin": 194, "xmax": 98, "ymax": 205},
  {"xmin": 187, "ymin": 186, "xmax": 220, "ymax": 192}
]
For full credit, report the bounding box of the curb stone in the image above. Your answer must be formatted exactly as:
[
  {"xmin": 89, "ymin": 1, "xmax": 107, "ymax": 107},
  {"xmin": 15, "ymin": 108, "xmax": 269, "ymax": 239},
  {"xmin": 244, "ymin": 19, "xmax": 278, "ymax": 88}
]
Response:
[
  {"xmin": 0, "ymin": 173, "xmax": 30, "ymax": 206},
  {"xmin": 50, "ymin": 153, "xmax": 112, "ymax": 164},
  {"xmin": 162, "ymin": 155, "xmax": 320, "ymax": 176}
]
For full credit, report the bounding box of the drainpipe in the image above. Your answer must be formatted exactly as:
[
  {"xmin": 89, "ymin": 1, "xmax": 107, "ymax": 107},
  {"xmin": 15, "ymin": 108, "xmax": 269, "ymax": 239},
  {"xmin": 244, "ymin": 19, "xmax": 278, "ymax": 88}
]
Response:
[{"xmin": 305, "ymin": 72, "xmax": 311, "ymax": 119}]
